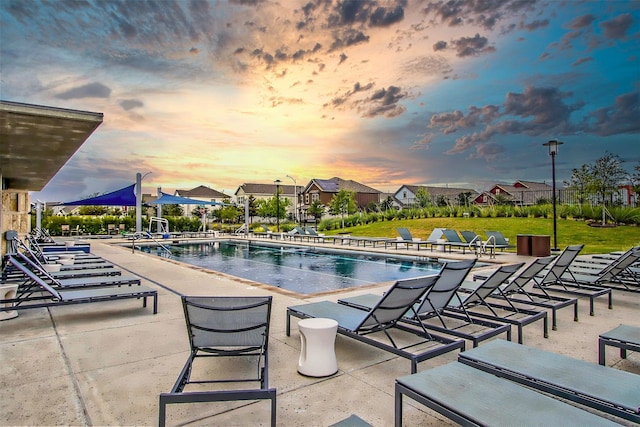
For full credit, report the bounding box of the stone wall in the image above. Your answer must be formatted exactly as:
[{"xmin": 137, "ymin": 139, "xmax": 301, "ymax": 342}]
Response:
[{"xmin": 1, "ymin": 189, "xmax": 30, "ymax": 255}]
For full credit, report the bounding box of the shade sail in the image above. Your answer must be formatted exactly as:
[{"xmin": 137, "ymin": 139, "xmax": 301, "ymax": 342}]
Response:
[
  {"xmin": 148, "ymin": 192, "xmax": 227, "ymax": 205},
  {"xmin": 62, "ymin": 184, "xmax": 137, "ymax": 206}
]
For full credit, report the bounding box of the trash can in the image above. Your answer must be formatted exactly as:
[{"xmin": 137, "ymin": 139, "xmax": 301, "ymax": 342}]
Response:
[
  {"xmin": 517, "ymin": 235, "xmax": 532, "ymax": 256},
  {"xmin": 531, "ymin": 235, "xmax": 550, "ymax": 257}
]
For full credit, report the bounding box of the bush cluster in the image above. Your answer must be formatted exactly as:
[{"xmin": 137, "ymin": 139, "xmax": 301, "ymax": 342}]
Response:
[{"xmin": 317, "ymin": 204, "xmax": 640, "ymax": 231}]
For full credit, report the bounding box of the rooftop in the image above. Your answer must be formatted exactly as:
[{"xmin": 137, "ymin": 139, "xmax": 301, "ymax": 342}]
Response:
[{"xmin": 1, "ymin": 237, "xmax": 638, "ymax": 426}]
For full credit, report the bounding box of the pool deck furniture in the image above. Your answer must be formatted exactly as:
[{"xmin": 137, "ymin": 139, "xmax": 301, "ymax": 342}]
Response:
[
  {"xmin": 471, "ymin": 256, "xmax": 579, "ymax": 331},
  {"xmin": 564, "ymin": 249, "xmax": 640, "ymax": 294},
  {"xmin": 598, "ymin": 324, "xmax": 640, "ymax": 366},
  {"xmin": 458, "ymin": 339, "xmax": 640, "ymax": 423},
  {"xmin": 394, "ymin": 361, "xmax": 621, "ymax": 427},
  {"xmin": 339, "ymin": 259, "xmax": 514, "ymax": 348},
  {"xmin": 1, "ymin": 254, "xmax": 157, "ymax": 315},
  {"xmin": 448, "ymin": 262, "xmax": 548, "ymax": 344},
  {"xmin": 287, "ymin": 274, "xmax": 466, "ymax": 374},
  {"xmin": 297, "ymin": 317, "xmax": 339, "ymax": 377},
  {"xmin": 535, "ymin": 244, "xmax": 612, "ymax": 316},
  {"xmin": 159, "ymin": 296, "xmax": 275, "ymax": 427}
]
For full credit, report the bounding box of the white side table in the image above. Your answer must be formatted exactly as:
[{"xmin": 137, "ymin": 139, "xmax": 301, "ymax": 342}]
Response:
[
  {"xmin": 0, "ymin": 284, "xmax": 19, "ymax": 321},
  {"xmin": 297, "ymin": 318, "xmax": 338, "ymax": 377}
]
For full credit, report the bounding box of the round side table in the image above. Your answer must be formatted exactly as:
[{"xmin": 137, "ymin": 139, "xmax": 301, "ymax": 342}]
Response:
[{"xmin": 297, "ymin": 318, "xmax": 338, "ymax": 377}]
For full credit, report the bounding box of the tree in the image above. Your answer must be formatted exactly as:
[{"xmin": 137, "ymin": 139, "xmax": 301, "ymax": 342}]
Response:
[
  {"xmin": 380, "ymin": 196, "xmax": 395, "ymax": 211},
  {"xmin": 414, "ymin": 188, "xmax": 431, "ymax": 208},
  {"xmin": 457, "ymin": 191, "xmax": 472, "ymax": 207},
  {"xmin": 78, "ymin": 205, "xmax": 108, "ymax": 215},
  {"xmin": 630, "ymin": 162, "xmax": 640, "ymax": 196},
  {"xmin": 589, "ymin": 152, "xmax": 627, "ymax": 205},
  {"xmin": 328, "ymin": 190, "xmax": 357, "ymax": 216},
  {"xmin": 248, "ymin": 195, "xmax": 257, "ymax": 223},
  {"xmin": 308, "ymin": 199, "xmax": 325, "ymax": 223},
  {"xmin": 219, "ymin": 205, "xmax": 241, "ymax": 223},
  {"xmin": 564, "ymin": 164, "xmax": 593, "ymax": 204},
  {"xmin": 162, "ymin": 204, "xmax": 183, "ymax": 216}
]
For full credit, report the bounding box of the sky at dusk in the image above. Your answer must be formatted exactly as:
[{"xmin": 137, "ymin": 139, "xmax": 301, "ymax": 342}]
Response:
[{"xmin": 1, "ymin": 0, "xmax": 639, "ymax": 202}]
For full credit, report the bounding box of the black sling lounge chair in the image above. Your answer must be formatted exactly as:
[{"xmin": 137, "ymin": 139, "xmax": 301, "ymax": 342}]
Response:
[
  {"xmin": 447, "ymin": 263, "xmax": 548, "ymax": 344},
  {"xmin": 458, "ymin": 339, "xmax": 640, "ymax": 424},
  {"xmin": 3, "ymin": 252, "xmax": 141, "ymax": 290},
  {"xmin": 471, "ymin": 256, "xmax": 579, "ymax": 331},
  {"xmin": 563, "ymin": 249, "xmax": 640, "ymax": 294},
  {"xmin": 159, "ymin": 296, "xmax": 276, "ymax": 427},
  {"xmin": 339, "ymin": 259, "xmax": 513, "ymax": 348},
  {"xmin": 534, "ymin": 244, "xmax": 612, "ymax": 315},
  {"xmin": 0, "ymin": 254, "xmax": 157, "ymax": 315},
  {"xmin": 287, "ymin": 275, "xmax": 465, "ymax": 374}
]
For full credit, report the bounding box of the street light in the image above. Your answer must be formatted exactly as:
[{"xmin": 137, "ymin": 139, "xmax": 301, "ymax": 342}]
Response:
[
  {"xmin": 286, "ymin": 174, "xmax": 297, "ymax": 224},
  {"xmin": 542, "ymin": 140, "xmax": 563, "ymax": 251},
  {"xmin": 274, "ymin": 179, "xmax": 281, "ymax": 232},
  {"xmin": 136, "ymin": 172, "xmax": 152, "ymax": 233}
]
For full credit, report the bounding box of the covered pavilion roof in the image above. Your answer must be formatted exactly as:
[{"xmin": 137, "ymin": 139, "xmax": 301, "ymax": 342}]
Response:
[{"xmin": 0, "ymin": 100, "xmax": 103, "ymax": 191}]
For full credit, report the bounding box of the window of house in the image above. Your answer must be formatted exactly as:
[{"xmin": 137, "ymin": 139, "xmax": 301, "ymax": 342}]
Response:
[
  {"xmin": 312, "ymin": 193, "xmax": 319, "ymax": 202},
  {"xmin": 305, "ymin": 194, "xmax": 309, "ymax": 204}
]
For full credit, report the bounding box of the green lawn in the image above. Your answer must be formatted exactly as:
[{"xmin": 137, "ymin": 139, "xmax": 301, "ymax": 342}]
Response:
[{"xmin": 321, "ymin": 217, "xmax": 640, "ymax": 255}]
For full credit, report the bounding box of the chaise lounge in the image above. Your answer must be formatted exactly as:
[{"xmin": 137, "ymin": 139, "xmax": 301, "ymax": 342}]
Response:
[{"xmin": 287, "ymin": 274, "xmax": 465, "ymax": 373}]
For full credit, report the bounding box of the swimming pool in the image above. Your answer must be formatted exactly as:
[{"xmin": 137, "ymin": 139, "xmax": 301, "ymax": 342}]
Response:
[{"xmin": 139, "ymin": 240, "xmax": 445, "ymax": 295}]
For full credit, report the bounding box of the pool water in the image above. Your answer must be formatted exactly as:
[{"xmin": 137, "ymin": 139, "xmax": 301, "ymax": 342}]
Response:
[{"xmin": 142, "ymin": 241, "xmax": 444, "ymax": 295}]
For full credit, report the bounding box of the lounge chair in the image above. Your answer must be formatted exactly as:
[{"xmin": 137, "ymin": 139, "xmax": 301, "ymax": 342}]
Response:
[
  {"xmin": 159, "ymin": 296, "xmax": 275, "ymax": 427},
  {"xmin": 3, "ymin": 252, "xmax": 142, "ymax": 291},
  {"xmin": 535, "ymin": 244, "xmax": 612, "ymax": 316},
  {"xmin": 339, "ymin": 259, "xmax": 513, "ymax": 348},
  {"xmin": 1, "ymin": 254, "xmax": 157, "ymax": 315},
  {"xmin": 564, "ymin": 248, "xmax": 640, "ymax": 293},
  {"xmin": 471, "ymin": 256, "xmax": 579, "ymax": 331},
  {"xmin": 483, "ymin": 230, "xmax": 513, "ymax": 258},
  {"xmin": 440, "ymin": 229, "xmax": 478, "ymax": 254},
  {"xmin": 458, "ymin": 339, "xmax": 640, "ymax": 423},
  {"xmin": 448, "ymin": 263, "xmax": 548, "ymax": 344},
  {"xmin": 287, "ymin": 274, "xmax": 465, "ymax": 373},
  {"xmin": 385, "ymin": 227, "xmax": 437, "ymax": 250},
  {"xmin": 395, "ymin": 361, "xmax": 621, "ymax": 427}
]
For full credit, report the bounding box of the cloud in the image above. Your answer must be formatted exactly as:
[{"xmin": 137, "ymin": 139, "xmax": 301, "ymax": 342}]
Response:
[
  {"xmin": 422, "ymin": 0, "xmax": 537, "ymax": 30},
  {"xmin": 567, "ymin": 14, "xmax": 596, "ymax": 30},
  {"xmin": 119, "ymin": 99, "xmax": 144, "ymax": 110},
  {"xmin": 600, "ymin": 13, "xmax": 633, "ymax": 39},
  {"xmin": 369, "ymin": 5, "xmax": 405, "ymax": 27},
  {"xmin": 572, "ymin": 57, "xmax": 593, "ymax": 67},
  {"xmin": 55, "ymin": 82, "xmax": 111, "ymax": 100},
  {"xmin": 583, "ymin": 91, "xmax": 640, "ymax": 136},
  {"xmin": 433, "ymin": 40, "xmax": 447, "ymax": 51},
  {"xmin": 451, "ymin": 33, "xmax": 495, "ymax": 57},
  {"xmin": 361, "ymin": 86, "xmax": 407, "ymax": 118},
  {"xmin": 429, "ymin": 86, "xmax": 588, "ymax": 158}
]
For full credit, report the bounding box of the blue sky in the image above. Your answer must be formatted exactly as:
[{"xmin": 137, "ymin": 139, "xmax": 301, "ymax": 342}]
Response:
[{"xmin": 1, "ymin": 0, "xmax": 638, "ymax": 201}]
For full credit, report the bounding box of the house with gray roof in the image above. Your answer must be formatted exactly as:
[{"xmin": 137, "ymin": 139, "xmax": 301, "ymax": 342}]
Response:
[
  {"xmin": 174, "ymin": 185, "xmax": 229, "ymax": 217},
  {"xmin": 299, "ymin": 177, "xmax": 382, "ymax": 219},
  {"xmin": 234, "ymin": 182, "xmax": 301, "ymax": 220}
]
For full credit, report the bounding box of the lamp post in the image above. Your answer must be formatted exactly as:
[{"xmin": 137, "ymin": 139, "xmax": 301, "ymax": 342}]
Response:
[
  {"xmin": 274, "ymin": 179, "xmax": 281, "ymax": 232},
  {"xmin": 135, "ymin": 172, "xmax": 152, "ymax": 233},
  {"xmin": 542, "ymin": 140, "xmax": 563, "ymax": 251},
  {"xmin": 286, "ymin": 174, "xmax": 297, "ymax": 224}
]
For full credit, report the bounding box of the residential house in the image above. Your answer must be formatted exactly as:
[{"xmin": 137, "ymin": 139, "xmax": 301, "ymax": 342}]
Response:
[
  {"xmin": 474, "ymin": 180, "xmax": 554, "ymax": 206},
  {"xmin": 174, "ymin": 185, "xmax": 228, "ymax": 217},
  {"xmin": 394, "ymin": 185, "xmax": 479, "ymax": 208},
  {"xmin": 299, "ymin": 177, "xmax": 382, "ymax": 220},
  {"xmin": 234, "ymin": 183, "xmax": 301, "ymax": 220}
]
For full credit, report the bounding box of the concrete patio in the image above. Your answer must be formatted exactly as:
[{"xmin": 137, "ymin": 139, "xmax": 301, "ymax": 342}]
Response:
[{"xmin": 1, "ymin": 237, "xmax": 638, "ymax": 426}]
